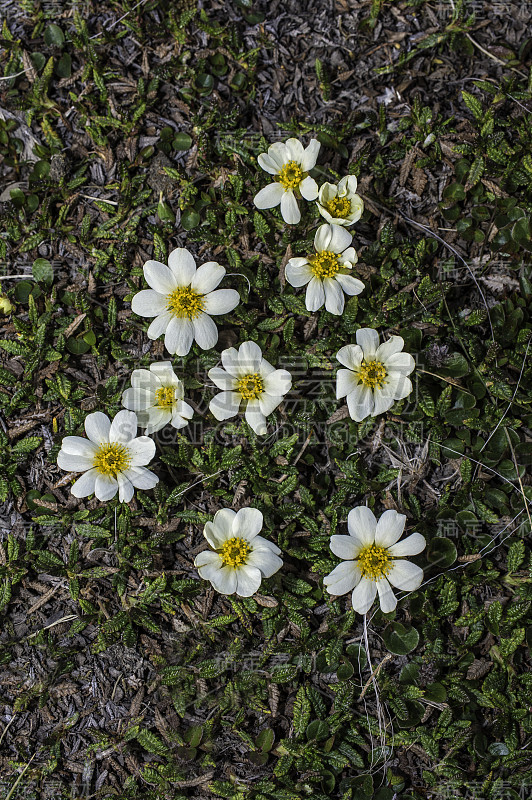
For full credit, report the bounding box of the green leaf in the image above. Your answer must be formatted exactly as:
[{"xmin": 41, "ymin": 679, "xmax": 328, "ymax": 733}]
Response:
[
  {"xmin": 44, "ymin": 24, "xmax": 65, "ymax": 47},
  {"xmin": 383, "ymin": 623, "xmax": 420, "ymax": 655},
  {"xmin": 32, "ymin": 258, "xmax": 53, "ymax": 284}
]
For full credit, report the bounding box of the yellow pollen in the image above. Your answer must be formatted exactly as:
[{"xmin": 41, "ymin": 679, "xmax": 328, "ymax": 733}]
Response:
[
  {"xmin": 359, "ymin": 359, "xmax": 387, "ymax": 389},
  {"xmin": 155, "ymin": 386, "xmax": 175, "ymax": 407},
  {"xmin": 310, "ymin": 250, "xmax": 341, "ymax": 280},
  {"xmin": 237, "ymin": 373, "xmax": 264, "ymax": 400},
  {"xmin": 277, "ymin": 160, "xmax": 304, "ymax": 190},
  {"xmin": 220, "ymin": 536, "xmax": 250, "ymax": 568},
  {"xmin": 93, "ymin": 443, "xmax": 131, "ymax": 478},
  {"xmin": 357, "ymin": 544, "xmax": 391, "ymax": 581},
  {"xmin": 325, "ymin": 196, "xmax": 351, "ymax": 218},
  {"xmin": 167, "ymin": 287, "xmax": 205, "ymax": 319}
]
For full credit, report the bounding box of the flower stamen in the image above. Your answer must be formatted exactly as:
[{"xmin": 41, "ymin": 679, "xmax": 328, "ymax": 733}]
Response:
[
  {"xmin": 155, "ymin": 386, "xmax": 175, "ymax": 408},
  {"xmin": 310, "ymin": 250, "xmax": 341, "ymax": 279},
  {"xmin": 167, "ymin": 287, "xmax": 205, "ymax": 319},
  {"xmin": 237, "ymin": 373, "xmax": 264, "ymax": 400},
  {"xmin": 325, "ymin": 196, "xmax": 352, "ymax": 218},
  {"xmin": 93, "ymin": 443, "xmax": 131, "ymax": 478},
  {"xmin": 359, "ymin": 359, "xmax": 387, "ymax": 389},
  {"xmin": 357, "ymin": 544, "xmax": 391, "ymax": 581},
  {"xmin": 220, "ymin": 536, "xmax": 250, "ymax": 568},
  {"xmin": 277, "ymin": 160, "xmax": 304, "ymax": 190}
]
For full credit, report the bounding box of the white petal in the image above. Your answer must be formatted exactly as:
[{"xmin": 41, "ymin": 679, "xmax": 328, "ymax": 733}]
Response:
[
  {"xmin": 375, "ymin": 336, "xmax": 405, "ymax": 362},
  {"xmin": 208, "ymin": 367, "xmax": 237, "ymax": 391},
  {"xmin": 57, "ymin": 451, "xmax": 95, "ymax": 472},
  {"xmin": 280, "ymin": 190, "xmax": 300, "ymax": 224},
  {"xmin": 171, "ymin": 404, "xmax": 193, "ymax": 429},
  {"xmin": 347, "ymin": 383, "xmax": 374, "ymax": 421},
  {"xmin": 117, "ymin": 472, "xmax": 134, "ymax": 503},
  {"xmin": 191, "ymin": 261, "xmax": 225, "ymax": 294},
  {"xmin": 263, "ymin": 369, "xmax": 291, "ymax": 396},
  {"xmin": 356, "ymin": 328, "xmax": 380, "ymax": 359},
  {"xmin": 257, "ymin": 153, "xmax": 280, "ymax": 175},
  {"xmin": 131, "ymin": 289, "xmax": 167, "ymax": 317},
  {"xmin": 168, "ymin": 248, "xmax": 196, "ymax": 285},
  {"xmin": 195, "ymin": 549, "xmax": 222, "ymax": 570},
  {"xmin": 203, "ymin": 289, "xmax": 240, "ymax": 316},
  {"xmin": 301, "ymin": 138, "xmax": 320, "ymax": 171},
  {"xmin": 323, "ymin": 278, "xmax": 344, "ymax": 315},
  {"xmin": 371, "ymin": 390, "xmax": 395, "ymax": 417},
  {"xmin": 122, "ymin": 387, "xmax": 155, "ymax": 412},
  {"xmin": 165, "ymin": 317, "xmax": 194, "ymax": 356},
  {"xmin": 125, "ymin": 466, "xmax": 159, "ymax": 490},
  {"xmin": 259, "ymin": 358, "xmax": 276, "ymax": 378},
  {"xmin": 252, "ymin": 535, "xmax": 281, "ymax": 556},
  {"xmin": 244, "ymin": 398, "xmax": 267, "ymax": 435},
  {"xmin": 305, "ymin": 277, "xmax": 325, "ymax": 311},
  {"xmin": 209, "ymin": 391, "xmax": 241, "ymax": 421},
  {"xmin": 59, "ymin": 436, "xmax": 98, "ymax": 458},
  {"xmin": 344, "ymin": 175, "xmax": 358, "ymax": 194},
  {"xmin": 211, "ymin": 508, "xmax": 237, "ymax": 541},
  {"xmin": 299, "ymin": 176, "xmax": 318, "ymax": 201},
  {"xmin": 376, "ymin": 578, "xmax": 397, "ymax": 613},
  {"xmin": 347, "ymin": 506, "xmax": 377, "ymax": 546},
  {"xmin": 233, "ymin": 507, "xmax": 263, "ymax": 540},
  {"xmin": 285, "ymin": 137, "xmax": 305, "ymax": 163},
  {"xmin": 266, "ymin": 142, "xmax": 290, "ymax": 168},
  {"xmin": 94, "ymin": 473, "xmax": 118, "ymax": 502},
  {"xmin": 388, "ymin": 532, "xmax": 426, "ymax": 557},
  {"xmin": 336, "ymin": 344, "xmax": 363, "ymax": 370},
  {"xmin": 235, "ymin": 566, "xmax": 263, "ymax": 597},
  {"xmin": 374, "ymin": 510, "xmax": 406, "ymax": 548},
  {"xmin": 314, "ymin": 223, "xmax": 332, "ymax": 252},
  {"xmin": 131, "ymin": 368, "xmax": 160, "ymax": 392},
  {"xmin": 317, "ymin": 182, "xmax": 336, "ymax": 204},
  {"xmin": 324, "ymin": 560, "xmax": 362, "ymax": 596},
  {"xmin": 348, "ymin": 195, "xmax": 364, "ymax": 223},
  {"xmin": 85, "ymin": 412, "xmax": 110, "ymax": 444},
  {"xmin": 336, "ymin": 368, "xmax": 358, "ymax": 399},
  {"xmin": 285, "ymin": 259, "xmax": 312, "ymax": 287},
  {"xmin": 254, "ymin": 183, "xmax": 285, "ymax": 209},
  {"xmin": 147, "ymin": 311, "xmax": 172, "ymax": 340},
  {"xmin": 258, "ymin": 394, "xmax": 283, "ymax": 417},
  {"xmin": 340, "ymin": 247, "xmax": 358, "ymax": 266},
  {"xmin": 238, "ymin": 340, "xmax": 262, "ymax": 373},
  {"xmin": 246, "ymin": 548, "xmax": 283, "ymax": 578},
  {"xmin": 208, "ymin": 565, "xmax": 238, "ymax": 595},
  {"xmin": 329, "ymin": 535, "xmax": 360, "ymax": 560},
  {"xmin": 144, "ymin": 407, "xmax": 172, "ymax": 433},
  {"xmin": 143, "ymin": 260, "xmax": 176, "ymax": 294},
  {"xmin": 336, "ymin": 274, "xmax": 364, "ymax": 295},
  {"xmin": 71, "ymin": 468, "xmax": 98, "ymax": 498},
  {"xmin": 328, "ymin": 224, "xmax": 352, "ymax": 254},
  {"xmin": 388, "ymin": 375, "xmax": 413, "ymax": 400},
  {"xmin": 128, "ymin": 436, "xmax": 156, "ymax": 466},
  {"xmin": 386, "ymin": 352, "xmax": 416, "ymax": 375},
  {"xmin": 193, "ymin": 312, "xmax": 218, "ymax": 351},
  {"xmin": 387, "ymin": 560, "xmax": 424, "ymax": 591},
  {"xmin": 109, "ymin": 410, "xmax": 137, "ymax": 444},
  {"xmin": 220, "ymin": 346, "xmax": 241, "ymax": 377},
  {"xmin": 351, "ymin": 577, "xmax": 377, "ymax": 615}
]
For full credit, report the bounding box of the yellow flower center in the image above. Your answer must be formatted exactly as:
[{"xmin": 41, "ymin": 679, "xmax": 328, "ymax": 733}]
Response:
[
  {"xmin": 325, "ymin": 196, "xmax": 351, "ymax": 218},
  {"xmin": 155, "ymin": 386, "xmax": 175, "ymax": 407},
  {"xmin": 277, "ymin": 160, "xmax": 304, "ymax": 190},
  {"xmin": 93, "ymin": 443, "xmax": 131, "ymax": 478},
  {"xmin": 357, "ymin": 544, "xmax": 391, "ymax": 581},
  {"xmin": 237, "ymin": 373, "xmax": 264, "ymax": 400},
  {"xmin": 220, "ymin": 536, "xmax": 250, "ymax": 568},
  {"xmin": 167, "ymin": 287, "xmax": 205, "ymax": 319},
  {"xmin": 310, "ymin": 250, "xmax": 341, "ymax": 280},
  {"xmin": 359, "ymin": 359, "xmax": 387, "ymax": 389}
]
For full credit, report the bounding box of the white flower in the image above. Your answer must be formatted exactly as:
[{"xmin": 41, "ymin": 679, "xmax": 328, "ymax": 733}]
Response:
[
  {"xmin": 131, "ymin": 248, "xmax": 240, "ymax": 356},
  {"xmin": 208, "ymin": 340, "xmax": 292, "ymax": 436},
  {"xmin": 254, "ymin": 138, "xmax": 320, "ymax": 224},
  {"xmin": 194, "ymin": 507, "xmax": 283, "ymax": 597},
  {"xmin": 121, "ymin": 361, "xmax": 194, "ymax": 434},
  {"xmin": 336, "ymin": 328, "xmax": 415, "ymax": 421},
  {"xmin": 324, "ymin": 507, "xmax": 426, "ymax": 615},
  {"xmin": 57, "ymin": 410, "xmax": 158, "ymax": 503},
  {"xmin": 285, "ymin": 223, "xmax": 364, "ymax": 315},
  {"xmin": 317, "ymin": 175, "xmax": 364, "ymax": 227}
]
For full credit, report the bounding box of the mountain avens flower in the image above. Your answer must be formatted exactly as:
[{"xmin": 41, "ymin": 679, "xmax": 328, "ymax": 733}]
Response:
[
  {"xmin": 208, "ymin": 340, "xmax": 292, "ymax": 436},
  {"xmin": 317, "ymin": 176, "xmax": 364, "ymax": 227},
  {"xmin": 285, "ymin": 223, "xmax": 363, "ymax": 315},
  {"xmin": 194, "ymin": 507, "xmax": 283, "ymax": 596},
  {"xmin": 56, "ymin": 410, "xmax": 158, "ymax": 503},
  {"xmin": 121, "ymin": 361, "xmax": 194, "ymax": 434},
  {"xmin": 254, "ymin": 138, "xmax": 320, "ymax": 224},
  {"xmin": 324, "ymin": 507, "xmax": 426, "ymax": 614},
  {"xmin": 336, "ymin": 328, "xmax": 415, "ymax": 421},
  {"xmin": 131, "ymin": 248, "xmax": 240, "ymax": 356}
]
